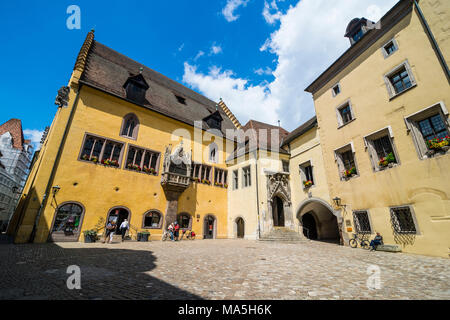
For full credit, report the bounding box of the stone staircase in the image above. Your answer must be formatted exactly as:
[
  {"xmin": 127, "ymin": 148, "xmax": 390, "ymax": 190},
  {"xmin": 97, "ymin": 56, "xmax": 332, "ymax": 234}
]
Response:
[{"xmin": 259, "ymin": 227, "xmax": 305, "ymax": 242}]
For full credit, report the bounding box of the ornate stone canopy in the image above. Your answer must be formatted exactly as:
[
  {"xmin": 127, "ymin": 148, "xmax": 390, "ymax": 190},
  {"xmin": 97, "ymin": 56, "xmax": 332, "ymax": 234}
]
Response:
[{"xmin": 267, "ymin": 172, "xmax": 291, "ymax": 206}]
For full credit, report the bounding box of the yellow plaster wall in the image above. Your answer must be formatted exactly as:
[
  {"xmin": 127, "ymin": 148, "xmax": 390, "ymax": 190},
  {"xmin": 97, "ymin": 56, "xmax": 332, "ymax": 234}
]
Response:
[
  {"xmin": 15, "ymin": 84, "xmax": 230, "ymax": 243},
  {"xmin": 312, "ymin": 10, "xmax": 450, "ymax": 257}
]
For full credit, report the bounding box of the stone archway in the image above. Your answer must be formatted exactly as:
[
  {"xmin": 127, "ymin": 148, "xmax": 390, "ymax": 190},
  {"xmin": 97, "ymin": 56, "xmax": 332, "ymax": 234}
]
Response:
[{"xmin": 296, "ymin": 198, "xmax": 341, "ymax": 244}]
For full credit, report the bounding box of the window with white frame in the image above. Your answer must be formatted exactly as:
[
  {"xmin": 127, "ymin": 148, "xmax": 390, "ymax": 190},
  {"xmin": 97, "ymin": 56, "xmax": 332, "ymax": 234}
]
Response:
[
  {"xmin": 332, "ymin": 83, "xmax": 341, "ymax": 97},
  {"xmin": 233, "ymin": 170, "xmax": 239, "ymax": 190},
  {"xmin": 299, "ymin": 161, "xmax": 314, "ymax": 189},
  {"xmin": 242, "ymin": 166, "xmax": 251, "ymax": 188},
  {"xmin": 353, "ymin": 211, "xmax": 372, "ymax": 234},
  {"xmin": 80, "ymin": 134, "xmax": 124, "ymax": 167},
  {"xmin": 334, "ymin": 143, "xmax": 358, "ymax": 180},
  {"xmin": 384, "ymin": 60, "xmax": 416, "ymax": 98},
  {"xmin": 336, "ymin": 101, "xmax": 355, "ymax": 127},
  {"xmin": 191, "ymin": 163, "xmax": 212, "ymax": 184},
  {"xmin": 381, "ymin": 38, "xmax": 398, "ymax": 58},
  {"xmin": 364, "ymin": 127, "xmax": 399, "ymax": 171},
  {"xmin": 214, "ymin": 168, "xmax": 227, "ymax": 187},
  {"xmin": 390, "ymin": 206, "xmax": 418, "ymax": 234},
  {"xmin": 404, "ymin": 102, "xmax": 450, "ymax": 159}
]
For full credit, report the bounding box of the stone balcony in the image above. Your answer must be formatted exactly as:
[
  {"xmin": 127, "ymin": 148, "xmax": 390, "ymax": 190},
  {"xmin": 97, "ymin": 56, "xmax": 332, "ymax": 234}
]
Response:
[{"xmin": 160, "ymin": 172, "xmax": 191, "ymax": 199}]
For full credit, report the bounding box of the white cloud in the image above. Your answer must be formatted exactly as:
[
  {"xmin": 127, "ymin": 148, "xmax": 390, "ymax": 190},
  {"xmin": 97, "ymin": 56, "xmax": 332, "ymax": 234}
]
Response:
[
  {"xmin": 23, "ymin": 129, "xmax": 43, "ymax": 150},
  {"xmin": 262, "ymin": 0, "xmax": 283, "ymax": 24},
  {"xmin": 210, "ymin": 44, "xmax": 223, "ymax": 55},
  {"xmin": 186, "ymin": 0, "xmax": 398, "ymax": 130},
  {"xmin": 178, "ymin": 43, "xmax": 185, "ymax": 52},
  {"xmin": 222, "ymin": 0, "xmax": 249, "ymax": 22},
  {"xmin": 194, "ymin": 50, "xmax": 205, "ymax": 61},
  {"xmin": 254, "ymin": 67, "xmax": 273, "ymax": 76}
]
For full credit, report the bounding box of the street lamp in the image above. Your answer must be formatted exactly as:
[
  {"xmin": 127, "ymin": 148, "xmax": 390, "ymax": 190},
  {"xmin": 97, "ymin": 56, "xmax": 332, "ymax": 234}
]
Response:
[{"xmin": 52, "ymin": 185, "xmax": 61, "ymax": 196}]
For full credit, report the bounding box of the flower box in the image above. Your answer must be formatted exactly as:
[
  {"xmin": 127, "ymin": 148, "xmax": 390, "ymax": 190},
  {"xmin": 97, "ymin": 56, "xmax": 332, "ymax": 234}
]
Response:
[
  {"xmin": 101, "ymin": 159, "xmax": 120, "ymax": 168},
  {"xmin": 303, "ymin": 180, "xmax": 313, "ymax": 188},
  {"xmin": 82, "ymin": 154, "xmax": 99, "ymax": 163},
  {"xmin": 343, "ymin": 167, "xmax": 357, "ymax": 179},
  {"xmin": 214, "ymin": 182, "xmax": 224, "ymax": 187},
  {"xmin": 378, "ymin": 152, "xmax": 396, "ymax": 169},
  {"xmin": 127, "ymin": 163, "xmax": 142, "ymax": 172},
  {"xmin": 426, "ymin": 136, "xmax": 449, "ymax": 150},
  {"xmin": 202, "ymin": 179, "xmax": 211, "ymax": 185},
  {"xmin": 143, "ymin": 166, "xmax": 157, "ymax": 175}
]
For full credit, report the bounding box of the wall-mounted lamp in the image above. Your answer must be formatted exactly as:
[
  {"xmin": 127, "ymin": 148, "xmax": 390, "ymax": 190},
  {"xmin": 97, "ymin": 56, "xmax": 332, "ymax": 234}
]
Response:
[
  {"xmin": 333, "ymin": 197, "xmax": 345, "ymax": 208},
  {"xmin": 52, "ymin": 185, "xmax": 61, "ymax": 196},
  {"xmin": 11, "ymin": 186, "xmax": 21, "ymax": 194}
]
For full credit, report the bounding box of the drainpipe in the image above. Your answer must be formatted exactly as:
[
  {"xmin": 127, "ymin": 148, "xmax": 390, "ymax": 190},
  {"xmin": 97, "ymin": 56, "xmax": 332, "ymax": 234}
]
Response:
[
  {"xmin": 413, "ymin": 0, "xmax": 450, "ymax": 81},
  {"xmin": 29, "ymin": 85, "xmax": 82, "ymax": 243},
  {"xmin": 253, "ymin": 149, "xmax": 261, "ymax": 240}
]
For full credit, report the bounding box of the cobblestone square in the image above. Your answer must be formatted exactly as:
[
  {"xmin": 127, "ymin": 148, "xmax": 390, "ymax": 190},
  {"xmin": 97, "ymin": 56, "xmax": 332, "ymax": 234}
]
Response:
[{"xmin": 0, "ymin": 239, "xmax": 449, "ymax": 300}]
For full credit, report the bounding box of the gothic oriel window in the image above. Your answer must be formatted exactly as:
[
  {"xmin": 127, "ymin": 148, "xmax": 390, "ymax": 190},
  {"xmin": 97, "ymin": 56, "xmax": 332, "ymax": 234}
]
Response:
[{"xmin": 121, "ymin": 114, "xmax": 139, "ymax": 139}]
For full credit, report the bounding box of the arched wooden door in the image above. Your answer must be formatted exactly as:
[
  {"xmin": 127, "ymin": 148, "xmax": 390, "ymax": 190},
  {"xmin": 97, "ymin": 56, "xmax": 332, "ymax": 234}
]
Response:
[{"xmin": 236, "ymin": 218, "xmax": 245, "ymax": 238}]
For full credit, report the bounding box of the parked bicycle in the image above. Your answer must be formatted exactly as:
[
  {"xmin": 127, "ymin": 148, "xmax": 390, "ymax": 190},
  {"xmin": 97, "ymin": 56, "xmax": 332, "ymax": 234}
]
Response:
[
  {"xmin": 349, "ymin": 233, "xmax": 370, "ymax": 249},
  {"xmin": 161, "ymin": 230, "xmax": 173, "ymax": 241},
  {"xmin": 179, "ymin": 229, "xmax": 196, "ymax": 240}
]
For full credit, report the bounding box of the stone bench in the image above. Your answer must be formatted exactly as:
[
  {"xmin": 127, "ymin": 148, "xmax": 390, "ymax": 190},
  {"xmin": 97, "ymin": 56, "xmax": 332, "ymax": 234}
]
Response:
[{"xmin": 375, "ymin": 244, "xmax": 402, "ymax": 252}]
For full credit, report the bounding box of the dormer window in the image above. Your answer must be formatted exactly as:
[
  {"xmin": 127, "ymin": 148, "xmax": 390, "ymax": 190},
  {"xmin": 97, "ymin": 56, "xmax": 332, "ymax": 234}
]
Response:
[
  {"xmin": 203, "ymin": 110, "xmax": 223, "ymax": 131},
  {"xmin": 175, "ymin": 95, "xmax": 186, "ymax": 105},
  {"xmin": 345, "ymin": 18, "xmax": 374, "ymax": 46},
  {"xmin": 123, "ymin": 73, "xmax": 149, "ymax": 104}
]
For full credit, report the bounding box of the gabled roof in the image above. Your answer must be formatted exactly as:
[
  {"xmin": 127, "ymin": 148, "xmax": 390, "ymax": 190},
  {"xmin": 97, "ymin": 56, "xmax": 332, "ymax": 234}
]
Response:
[
  {"xmin": 78, "ymin": 39, "xmax": 238, "ymax": 135},
  {"xmin": 281, "ymin": 116, "xmax": 317, "ymax": 147},
  {"xmin": 227, "ymin": 119, "xmax": 290, "ymax": 161},
  {"xmin": 0, "ymin": 119, "xmax": 25, "ymax": 150}
]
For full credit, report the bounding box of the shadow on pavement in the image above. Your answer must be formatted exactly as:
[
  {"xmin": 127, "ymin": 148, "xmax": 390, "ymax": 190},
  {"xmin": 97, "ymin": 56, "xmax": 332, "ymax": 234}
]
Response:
[{"xmin": 0, "ymin": 243, "xmax": 202, "ymax": 300}]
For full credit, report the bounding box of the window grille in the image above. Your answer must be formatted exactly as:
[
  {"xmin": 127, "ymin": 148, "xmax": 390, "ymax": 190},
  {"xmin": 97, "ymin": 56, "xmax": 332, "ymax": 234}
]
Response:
[
  {"xmin": 353, "ymin": 211, "xmax": 371, "ymax": 234},
  {"xmin": 390, "ymin": 207, "xmax": 417, "ymax": 234}
]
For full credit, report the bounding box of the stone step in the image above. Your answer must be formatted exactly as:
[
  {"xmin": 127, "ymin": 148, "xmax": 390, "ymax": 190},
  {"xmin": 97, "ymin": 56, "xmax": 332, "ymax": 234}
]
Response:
[{"xmin": 259, "ymin": 228, "xmax": 304, "ymax": 242}]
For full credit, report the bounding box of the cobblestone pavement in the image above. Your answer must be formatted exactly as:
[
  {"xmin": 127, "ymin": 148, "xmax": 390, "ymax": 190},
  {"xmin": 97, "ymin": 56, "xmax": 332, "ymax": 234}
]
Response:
[{"xmin": 0, "ymin": 239, "xmax": 449, "ymax": 300}]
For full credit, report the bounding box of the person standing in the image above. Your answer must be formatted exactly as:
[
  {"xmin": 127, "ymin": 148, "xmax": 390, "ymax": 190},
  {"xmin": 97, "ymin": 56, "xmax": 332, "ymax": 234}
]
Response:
[
  {"xmin": 119, "ymin": 219, "xmax": 129, "ymax": 242},
  {"xmin": 168, "ymin": 222, "xmax": 175, "ymax": 241},
  {"xmin": 173, "ymin": 221, "xmax": 180, "ymax": 241},
  {"xmin": 105, "ymin": 221, "xmax": 117, "ymax": 244}
]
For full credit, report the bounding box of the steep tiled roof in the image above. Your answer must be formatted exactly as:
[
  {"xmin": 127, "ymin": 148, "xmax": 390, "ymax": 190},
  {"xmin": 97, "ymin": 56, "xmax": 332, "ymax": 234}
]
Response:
[
  {"xmin": 79, "ymin": 39, "xmax": 237, "ymax": 134},
  {"xmin": 227, "ymin": 119, "xmax": 290, "ymax": 160},
  {"xmin": 0, "ymin": 119, "xmax": 25, "ymax": 150},
  {"xmin": 281, "ymin": 116, "xmax": 317, "ymax": 147}
]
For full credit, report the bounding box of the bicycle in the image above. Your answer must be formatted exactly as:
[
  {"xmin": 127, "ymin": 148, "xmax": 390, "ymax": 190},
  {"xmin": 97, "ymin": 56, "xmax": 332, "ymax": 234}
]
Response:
[
  {"xmin": 179, "ymin": 229, "xmax": 196, "ymax": 241},
  {"xmin": 161, "ymin": 230, "xmax": 173, "ymax": 241},
  {"xmin": 349, "ymin": 233, "xmax": 370, "ymax": 249}
]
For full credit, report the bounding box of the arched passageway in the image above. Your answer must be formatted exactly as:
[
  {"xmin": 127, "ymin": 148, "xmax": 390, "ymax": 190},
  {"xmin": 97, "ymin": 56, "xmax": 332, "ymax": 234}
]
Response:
[
  {"xmin": 204, "ymin": 215, "xmax": 216, "ymax": 239},
  {"xmin": 272, "ymin": 196, "xmax": 285, "ymax": 227},
  {"xmin": 298, "ymin": 200, "xmax": 340, "ymax": 243}
]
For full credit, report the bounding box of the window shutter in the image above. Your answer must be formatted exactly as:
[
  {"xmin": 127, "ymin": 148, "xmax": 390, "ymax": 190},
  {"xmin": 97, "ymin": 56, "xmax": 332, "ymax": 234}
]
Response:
[
  {"xmin": 404, "ymin": 61, "xmax": 416, "ymax": 87},
  {"xmin": 366, "ymin": 139, "xmax": 379, "ymax": 171},
  {"xmin": 299, "ymin": 165, "xmax": 306, "ymax": 183},
  {"xmin": 336, "ymin": 108, "xmax": 343, "ymax": 127},
  {"xmin": 410, "ymin": 120, "xmax": 428, "ymax": 158},
  {"xmin": 335, "ymin": 152, "xmax": 345, "ymax": 179}
]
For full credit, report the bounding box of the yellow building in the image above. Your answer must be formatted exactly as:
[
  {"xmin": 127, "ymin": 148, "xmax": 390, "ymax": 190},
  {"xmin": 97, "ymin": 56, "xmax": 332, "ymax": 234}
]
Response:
[
  {"xmin": 305, "ymin": 0, "xmax": 450, "ymax": 257},
  {"xmin": 281, "ymin": 117, "xmax": 341, "ymax": 243},
  {"xmin": 8, "ymin": 31, "xmax": 238, "ymax": 243}
]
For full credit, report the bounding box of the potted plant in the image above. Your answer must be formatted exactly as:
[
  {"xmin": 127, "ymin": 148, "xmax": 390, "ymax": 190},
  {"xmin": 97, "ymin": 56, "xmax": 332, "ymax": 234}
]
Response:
[
  {"xmin": 426, "ymin": 136, "xmax": 449, "ymax": 155},
  {"xmin": 101, "ymin": 159, "xmax": 119, "ymax": 167},
  {"xmin": 138, "ymin": 231, "xmax": 150, "ymax": 242},
  {"xmin": 303, "ymin": 180, "xmax": 313, "ymax": 188},
  {"xmin": 343, "ymin": 166, "xmax": 357, "ymax": 179},
  {"xmin": 202, "ymin": 179, "xmax": 211, "ymax": 185},
  {"xmin": 143, "ymin": 166, "xmax": 156, "ymax": 175},
  {"xmin": 83, "ymin": 230, "xmax": 97, "ymax": 243},
  {"xmin": 378, "ymin": 152, "xmax": 396, "ymax": 168},
  {"xmin": 127, "ymin": 163, "xmax": 142, "ymax": 172},
  {"xmin": 224, "ymin": 183, "xmax": 228, "ymax": 188},
  {"xmin": 90, "ymin": 156, "xmax": 98, "ymax": 163}
]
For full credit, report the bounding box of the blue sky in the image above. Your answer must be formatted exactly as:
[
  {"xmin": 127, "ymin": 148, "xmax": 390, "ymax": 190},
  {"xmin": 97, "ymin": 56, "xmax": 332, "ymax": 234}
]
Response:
[{"xmin": 0, "ymin": 0, "xmax": 398, "ymax": 148}]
